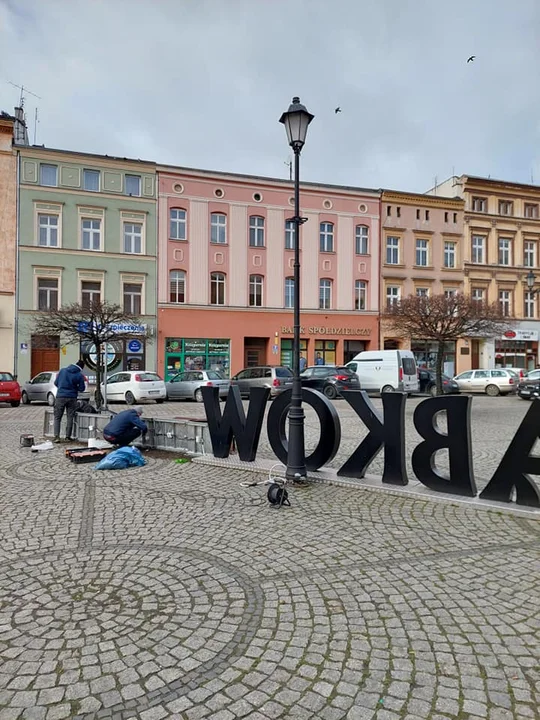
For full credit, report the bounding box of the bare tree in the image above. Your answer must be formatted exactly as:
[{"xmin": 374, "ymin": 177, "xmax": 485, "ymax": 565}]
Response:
[
  {"xmin": 382, "ymin": 293, "xmax": 511, "ymax": 394},
  {"xmin": 29, "ymin": 302, "xmax": 151, "ymax": 408}
]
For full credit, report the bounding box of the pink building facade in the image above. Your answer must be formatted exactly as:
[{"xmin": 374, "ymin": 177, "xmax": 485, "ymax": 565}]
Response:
[{"xmin": 157, "ymin": 167, "xmax": 380, "ymax": 379}]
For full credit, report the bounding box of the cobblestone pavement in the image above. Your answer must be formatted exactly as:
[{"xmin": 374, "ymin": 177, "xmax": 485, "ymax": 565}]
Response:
[{"xmin": 0, "ymin": 397, "xmax": 539, "ymax": 719}]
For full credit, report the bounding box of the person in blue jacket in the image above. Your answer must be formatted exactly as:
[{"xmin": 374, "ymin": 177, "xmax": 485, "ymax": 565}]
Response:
[
  {"xmin": 103, "ymin": 407, "xmax": 148, "ymax": 448},
  {"xmin": 53, "ymin": 359, "xmax": 86, "ymax": 443}
]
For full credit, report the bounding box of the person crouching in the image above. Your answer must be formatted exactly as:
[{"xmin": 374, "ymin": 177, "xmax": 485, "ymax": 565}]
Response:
[{"xmin": 103, "ymin": 407, "xmax": 147, "ymax": 448}]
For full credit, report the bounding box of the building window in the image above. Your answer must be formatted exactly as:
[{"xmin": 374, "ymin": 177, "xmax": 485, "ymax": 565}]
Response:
[
  {"xmin": 386, "ymin": 286, "xmax": 401, "ymax": 307},
  {"xmin": 524, "ymin": 291, "xmax": 536, "ymax": 319},
  {"xmin": 170, "ymin": 209, "xmax": 187, "ymax": 240},
  {"xmin": 125, "ymin": 175, "xmax": 141, "ymax": 196},
  {"xmin": 123, "ymin": 283, "xmax": 142, "ymax": 314},
  {"xmin": 355, "ymin": 280, "xmax": 367, "ymax": 310},
  {"xmin": 444, "ymin": 288, "xmax": 457, "ymax": 298},
  {"xmin": 81, "ymin": 218, "xmax": 101, "ymax": 251},
  {"xmin": 415, "ymin": 239, "xmax": 428, "ymax": 266},
  {"xmin": 444, "ymin": 242, "xmax": 456, "ymax": 268},
  {"xmin": 471, "ymin": 235, "xmax": 485, "ymax": 263},
  {"xmin": 284, "ymin": 277, "xmax": 294, "ymax": 308},
  {"xmin": 472, "ymin": 288, "xmax": 485, "ymax": 304},
  {"xmin": 319, "ymin": 279, "xmax": 332, "ymax": 309},
  {"xmin": 285, "ymin": 220, "xmax": 295, "ymax": 250},
  {"xmin": 249, "ymin": 274, "xmax": 263, "ymax": 307},
  {"xmin": 37, "ymin": 278, "xmax": 58, "ymax": 311},
  {"xmin": 499, "ymin": 290, "xmax": 512, "ymax": 316},
  {"xmin": 170, "ymin": 270, "xmax": 185, "ymax": 303},
  {"xmin": 124, "ymin": 223, "xmax": 143, "ymax": 254},
  {"xmin": 40, "ymin": 164, "xmax": 58, "ymax": 187},
  {"xmin": 210, "ymin": 272, "xmax": 226, "ymax": 305},
  {"xmin": 210, "ymin": 213, "xmax": 227, "ymax": 244},
  {"xmin": 38, "ymin": 214, "xmax": 59, "ymax": 247},
  {"xmin": 453, "ymin": 213, "xmax": 458, "ymax": 223},
  {"xmin": 498, "ymin": 200, "xmax": 513, "ymax": 216},
  {"xmin": 416, "ymin": 209, "xmax": 420, "ymax": 220},
  {"xmin": 81, "ymin": 281, "xmax": 101, "ymax": 308},
  {"xmin": 319, "ymin": 222, "xmax": 334, "ymax": 252},
  {"xmin": 498, "ymin": 237, "xmax": 511, "ymax": 265},
  {"xmin": 524, "ymin": 203, "xmax": 539, "ymax": 219},
  {"xmin": 386, "ymin": 236, "xmax": 399, "ymax": 264},
  {"xmin": 425, "ymin": 210, "xmax": 430, "ymax": 221},
  {"xmin": 249, "ymin": 216, "xmax": 265, "ymax": 247},
  {"xmin": 355, "ymin": 225, "xmax": 369, "ymax": 255},
  {"xmin": 524, "ymin": 240, "xmax": 537, "ymax": 267},
  {"xmin": 444, "ymin": 212, "xmax": 449, "ymax": 222},
  {"xmin": 396, "ymin": 207, "xmax": 401, "ymax": 218},
  {"xmin": 472, "ymin": 197, "xmax": 487, "ymax": 212},
  {"xmin": 387, "ymin": 206, "xmax": 391, "ymax": 216},
  {"xmin": 416, "ymin": 287, "xmax": 429, "ymax": 297},
  {"xmin": 83, "ymin": 169, "xmax": 100, "ymax": 192}
]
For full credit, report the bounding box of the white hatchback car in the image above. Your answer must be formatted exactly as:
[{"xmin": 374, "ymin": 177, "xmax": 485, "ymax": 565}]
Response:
[{"xmin": 101, "ymin": 371, "xmax": 166, "ymax": 404}]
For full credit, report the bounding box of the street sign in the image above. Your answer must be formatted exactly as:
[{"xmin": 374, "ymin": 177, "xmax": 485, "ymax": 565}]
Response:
[{"xmin": 128, "ymin": 339, "xmax": 143, "ymax": 353}]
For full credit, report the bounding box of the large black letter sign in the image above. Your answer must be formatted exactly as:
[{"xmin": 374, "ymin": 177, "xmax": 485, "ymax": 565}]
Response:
[
  {"xmin": 411, "ymin": 395, "xmax": 476, "ymax": 496},
  {"xmin": 480, "ymin": 401, "xmax": 540, "ymax": 507},
  {"xmin": 267, "ymin": 388, "xmax": 341, "ymax": 471},
  {"xmin": 202, "ymin": 385, "xmax": 269, "ymax": 461},
  {"xmin": 337, "ymin": 391, "xmax": 407, "ymax": 484}
]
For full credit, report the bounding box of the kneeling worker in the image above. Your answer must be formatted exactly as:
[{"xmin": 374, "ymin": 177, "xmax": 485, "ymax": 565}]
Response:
[{"xmin": 103, "ymin": 407, "xmax": 147, "ymax": 448}]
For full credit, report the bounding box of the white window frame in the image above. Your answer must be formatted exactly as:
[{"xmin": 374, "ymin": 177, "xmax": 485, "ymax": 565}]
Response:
[
  {"xmin": 355, "ymin": 280, "xmax": 367, "ymax": 310},
  {"xmin": 319, "ymin": 222, "xmax": 334, "ymax": 252},
  {"xmin": 319, "ymin": 279, "xmax": 332, "ymax": 310},
  {"xmin": 524, "ymin": 290, "xmax": 536, "ymax": 319},
  {"xmin": 210, "ymin": 213, "xmax": 227, "ymax": 244},
  {"xmin": 415, "ymin": 239, "xmax": 429, "ymax": 267},
  {"xmin": 249, "ymin": 274, "xmax": 264, "ymax": 307},
  {"xmin": 498, "ymin": 200, "xmax": 513, "ymax": 216},
  {"xmin": 78, "ymin": 208, "xmax": 105, "ymax": 252},
  {"xmin": 355, "ymin": 225, "xmax": 369, "ymax": 255},
  {"xmin": 524, "ymin": 240, "xmax": 536, "ymax": 268},
  {"xmin": 34, "ymin": 203, "xmax": 62, "ymax": 248},
  {"xmin": 249, "ymin": 216, "xmax": 265, "ymax": 247},
  {"xmin": 81, "ymin": 218, "xmax": 102, "ymax": 252},
  {"xmin": 524, "ymin": 204, "xmax": 539, "ymax": 219},
  {"xmin": 444, "ymin": 241, "xmax": 456, "ymax": 268},
  {"xmin": 285, "ymin": 277, "xmax": 294, "ymax": 308},
  {"xmin": 386, "ymin": 236, "xmax": 400, "ymax": 265},
  {"xmin": 444, "ymin": 288, "xmax": 457, "ymax": 298},
  {"xmin": 169, "ymin": 270, "xmax": 186, "ymax": 304},
  {"xmin": 210, "ymin": 272, "xmax": 226, "ymax": 305},
  {"xmin": 33, "ymin": 268, "xmax": 62, "ymax": 311},
  {"xmin": 123, "ymin": 222, "xmax": 143, "ymax": 254},
  {"xmin": 416, "ymin": 287, "xmax": 429, "ymax": 297},
  {"xmin": 498, "ymin": 289, "xmax": 512, "ymax": 317},
  {"xmin": 120, "ymin": 274, "xmax": 145, "ymax": 315},
  {"xmin": 78, "ymin": 272, "xmax": 104, "ymax": 307},
  {"xmin": 83, "ymin": 169, "xmax": 100, "ymax": 192},
  {"xmin": 472, "ymin": 197, "xmax": 487, "ymax": 212},
  {"xmin": 285, "ymin": 220, "xmax": 295, "ymax": 250},
  {"xmin": 170, "ymin": 208, "xmax": 187, "ymax": 241},
  {"xmin": 472, "ymin": 288, "xmax": 485, "ymax": 304},
  {"xmin": 386, "ymin": 285, "xmax": 401, "ymax": 307},
  {"xmin": 40, "ymin": 164, "xmax": 58, "ymax": 187},
  {"xmin": 37, "ymin": 213, "xmax": 59, "ymax": 248},
  {"xmin": 125, "ymin": 174, "xmax": 141, "ymax": 197},
  {"xmin": 498, "ymin": 237, "xmax": 512, "ymax": 266},
  {"xmin": 471, "ymin": 235, "xmax": 485, "ymax": 264}
]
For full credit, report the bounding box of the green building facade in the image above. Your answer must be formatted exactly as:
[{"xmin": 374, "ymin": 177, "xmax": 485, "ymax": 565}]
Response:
[{"xmin": 16, "ymin": 146, "xmax": 157, "ymax": 383}]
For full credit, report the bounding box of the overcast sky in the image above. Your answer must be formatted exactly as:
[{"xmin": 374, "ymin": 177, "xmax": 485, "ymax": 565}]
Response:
[{"xmin": 1, "ymin": 0, "xmax": 539, "ymax": 193}]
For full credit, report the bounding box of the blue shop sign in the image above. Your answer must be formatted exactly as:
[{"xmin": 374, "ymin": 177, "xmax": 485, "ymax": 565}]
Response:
[{"xmin": 128, "ymin": 339, "xmax": 143, "ymax": 353}]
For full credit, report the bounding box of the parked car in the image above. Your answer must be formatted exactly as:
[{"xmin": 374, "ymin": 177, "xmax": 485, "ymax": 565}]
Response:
[
  {"xmin": 0, "ymin": 372, "xmax": 22, "ymax": 407},
  {"xmin": 300, "ymin": 365, "xmax": 360, "ymax": 399},
  {"xmin": 166, "ymin": 370, "xmax": 230, "ymax": 402},
  {"xmin": 22, "ymin": 371, "xmax": 91, "ymax": 406},
  {"xmin": 100, "ymin": 371, "xmax": 166, "ymax": 404},
  {"xmin": 230, "ymin": 366, "xmax": 293, "ymax": 399},
  {"xmin": 517, "ymin": 369, "xmax": 540, "ymax": 400},
  {"xmin": 417, "ymin": 369, "xmax": 460, "ymax": 396},
  {"xmin": 346, "ymin": 350, "xmax": 419, "ymax": 394},
  {"xmin": 453, "ymin": 369, "xmax": 517, "ymax": 396}
]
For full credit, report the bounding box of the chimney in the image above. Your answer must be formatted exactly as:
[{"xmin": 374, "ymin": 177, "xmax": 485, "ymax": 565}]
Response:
[{"xmin": 13, "ymin": 106, "xmax": 29, "ymax": 146}]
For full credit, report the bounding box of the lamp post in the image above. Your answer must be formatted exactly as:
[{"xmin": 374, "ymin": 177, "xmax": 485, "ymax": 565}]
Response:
[
  {"xmin": 279, "ymin": 97, "xmax": 314, "ymax": 482},
  {"xmin": 526, "ymin": 270, "xmax": 538, "ymax": 295}
]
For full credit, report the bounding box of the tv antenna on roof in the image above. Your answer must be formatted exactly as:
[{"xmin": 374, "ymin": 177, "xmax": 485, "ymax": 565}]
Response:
[{"xmin": 7, "ymin": 81, "xmax": 41, "ymax": 106}]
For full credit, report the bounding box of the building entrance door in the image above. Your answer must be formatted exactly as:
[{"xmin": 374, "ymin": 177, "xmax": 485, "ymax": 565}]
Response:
[
  {"xmin": 471, "ymin": 340, "xmax": 480, "ymax": 368},
  {"xmin": 31, "ymin": 335, "xmax": 60, "ymax": 377},
  {"xmin": 244, "ymin": 337, "xmax": 267, "ymax": 367}
]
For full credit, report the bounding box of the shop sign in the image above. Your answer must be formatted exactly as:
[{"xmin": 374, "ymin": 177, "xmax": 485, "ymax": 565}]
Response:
[
  {"xmin": 128, "ymin": 339, "xmax": 143, "ymax": 354},
  {"xmin": 280, "ymin": 326, "xmax": 371, "ymax": 336},
  {"xmin": 201, "ymin": 387, "xmax": 540, "ymax": 509},
  {"xmin": 77, "ymin": 321, "xmax": 146, "ymax": 335},
  {"xmin": 501, "ymin": 329, "xmax": 538, "ymax": 341}
]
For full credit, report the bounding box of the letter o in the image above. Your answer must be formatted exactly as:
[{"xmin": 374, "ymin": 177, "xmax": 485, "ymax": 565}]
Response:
[{"xmin": 267, "ymin": 388, "xmax": 341, "ymax": 470}]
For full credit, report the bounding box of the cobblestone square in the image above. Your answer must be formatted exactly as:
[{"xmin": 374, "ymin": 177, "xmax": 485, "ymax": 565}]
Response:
[{"xmin": 0, "ymin": 396, "xmax": 538, "ymax": 719}]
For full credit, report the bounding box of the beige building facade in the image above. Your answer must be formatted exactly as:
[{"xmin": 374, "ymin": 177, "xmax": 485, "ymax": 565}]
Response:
[
  {"xmin": 380, "ymin": 190, "xmax": 465, "ymax": 375},
  {"xmin": 0, "ymin": 114, "xmax": 17, "ymax": 373}
]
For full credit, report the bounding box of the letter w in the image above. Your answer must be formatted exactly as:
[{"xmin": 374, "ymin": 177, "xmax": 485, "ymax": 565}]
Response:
[{"xmin": 201, "ymin": 385, "xmax": 269, "ymax": 461}]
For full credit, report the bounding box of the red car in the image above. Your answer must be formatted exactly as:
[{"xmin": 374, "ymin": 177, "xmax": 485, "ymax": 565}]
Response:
[{"xmin": 0, "ymin": 372, "xmax": 22, "ymax": 407}]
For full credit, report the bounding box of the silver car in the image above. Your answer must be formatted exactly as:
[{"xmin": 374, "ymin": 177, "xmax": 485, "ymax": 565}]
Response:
[
  {"xmin": 453, "ymin": 369, "xmax": 517, "ymax": 396},
  {"xmin": 166, "ymin": 370, "xmax": 230, "ymax": 402},
  {"xmin": 230, "ymin": 366, "xmax": 293, "ymax": 399},
  {"xmin": 22, "ymin": 371, "xmax": 91, "ymax": 406}
]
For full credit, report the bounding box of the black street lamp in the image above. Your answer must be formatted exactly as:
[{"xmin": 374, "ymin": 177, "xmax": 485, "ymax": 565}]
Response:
[
  {"xmin": 526, "ymin": 269, "xmax": 539, "ymax": 295},
  {"xmin": 279, "ymin": 96, "xmax": 314, "ymax": 482}
]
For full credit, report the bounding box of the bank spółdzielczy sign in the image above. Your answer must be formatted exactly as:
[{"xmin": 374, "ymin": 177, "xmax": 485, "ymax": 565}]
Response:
[{"xmin": 201, "ymin": 387, "xmax": 540, "ymax": 508}]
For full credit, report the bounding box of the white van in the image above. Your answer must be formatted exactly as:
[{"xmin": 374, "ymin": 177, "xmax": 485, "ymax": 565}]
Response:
[{"xmin": 346, "ymin": 350, "xmax": 419, "ymax": 394}]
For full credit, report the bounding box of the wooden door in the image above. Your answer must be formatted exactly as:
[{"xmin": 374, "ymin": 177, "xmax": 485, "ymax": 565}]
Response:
[
  {"xmin": 31, "ymin": 335, "xmax": 60, "ymax": 378},
  {"xmin": 471, "ymin": 340, "xmax": 480, "ymax": 369}
]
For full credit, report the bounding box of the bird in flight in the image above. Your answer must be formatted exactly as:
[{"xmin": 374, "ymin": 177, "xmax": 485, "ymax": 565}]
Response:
[
  {"xmin": 335, "ymin": 107, "xmax": 341, "ymax": 114},
  {"xmin": 467, "ymin": 55, "xmax": 476, "ymax": 63}
]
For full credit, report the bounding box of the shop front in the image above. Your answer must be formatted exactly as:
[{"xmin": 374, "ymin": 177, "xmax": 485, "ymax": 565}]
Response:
[
  {"xmin": 495, "ymin": 328, "xmax": 539, "ymax": 371},
  {"xmin": 411, "ymin": 339, "xmax": 457, "ymax": 377},
  {"xmin": 164, "ymin": 338, "xmax": 230, "ymax": 380},
  {"xmin": 80, "ymin": 336, "xmax": 150, "ymax": 384}
]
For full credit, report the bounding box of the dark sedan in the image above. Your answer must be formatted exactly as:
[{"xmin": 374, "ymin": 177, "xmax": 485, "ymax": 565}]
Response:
[
  {"xmin": 517, "ymin": 369, "xmax": 540, "ymax": 400},
  {"xmin": 299, "ymin": 365, "xmax": 360, "ymax": 399},
  {"xmin": 418, "ymin": 369, "xmax": 460, "ymax": 396}
]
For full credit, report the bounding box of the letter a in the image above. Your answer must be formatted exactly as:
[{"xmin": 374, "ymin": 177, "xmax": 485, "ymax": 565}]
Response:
[
  {"xmin": 338, "ymin": 391, "xmax": 407, "ymax": 485},
  {"xmin": 480, "ymin": 401, "xmax": 540, "ymax": 507},
  {"xmin": 201, "ymin": 385, "xmax": 269, "ymax": 461}
]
